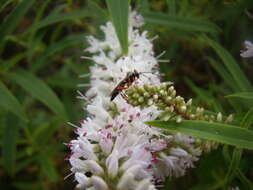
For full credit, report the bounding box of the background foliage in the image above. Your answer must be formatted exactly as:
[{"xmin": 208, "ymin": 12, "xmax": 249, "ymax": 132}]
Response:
[{"xmin": 0, "ymin": 0, "xmax": 253, "ymax": 189}]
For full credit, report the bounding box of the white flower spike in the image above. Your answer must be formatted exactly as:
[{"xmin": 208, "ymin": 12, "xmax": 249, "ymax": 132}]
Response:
[
  {"xmin": 68, "ymin": 10, "xmax": 209, "ymax": 190},
  {"xmin": 240, "ymin": 40, "xmax": 253, "ymax": 58}
]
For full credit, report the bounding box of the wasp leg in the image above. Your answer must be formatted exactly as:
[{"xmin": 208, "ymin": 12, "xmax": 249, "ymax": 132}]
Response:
[{"xmin": 120, "ymin": 92, "xmax": 128, "ymax": 100}]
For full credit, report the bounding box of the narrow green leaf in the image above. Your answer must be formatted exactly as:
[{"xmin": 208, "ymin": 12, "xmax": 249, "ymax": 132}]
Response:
[
  {"xmin": 226, "ymin": 92, "xmax": 253, "ymax": 100},
  {"xmin": 13, "ymin": 181, "xmax": 41, "ymax": 190},
  {"xmin": 166, "ymin": 0, "xmax": 176, "ymax": 15},
  {"xmin": 0, "ymin": 0, "xmax": 35, "ymax": 44},
  {"xmin": 0, "ymin": 0, "xmax": 15, "ymax": 12},
  {"xmin": 185, "ymin": 78, "xmax": 223, "ymax": 112},
  {"xmin": 0, "ymin": 53, "xmax": 26, "ymax": 71},
  {"xmin": 106, "ymin": 0, "xmax": 129, "ymax": 54},
  {"xmin": 33, "ymin": 122, "xmax": 59, "ymax": 146},
  {"xmin": 15, "ymin": 156, "xmax": 36, "ymax": 174},
  {"xmin": 32, "ymin": 34, "xmax": 84, "ymax": 72},
  {"xmin": 28, "ymin": 8, "xmax": 90, "ymax": 32},
  {"xmin": 203, "ymin": 36, "xmax": 252, "ymax": 92},
  {"xmin": 87, "ymin": 0, "xmax": 108, "ymax": 22},
  {"xmin": 241, "ymin": 106, "xmax": 253, "ymax": 129},
  {"xmin": 9, "ymin": 70, "xmax": 67, "ymax": 119},
  {"xmin": 224, "ymin": 106, "xmax": 253, "ymax": 187},
  {"xmin": 38, "ymin": 154, "xmax": 59, "ymax": 182},
  {"xmin": 146, "ymin": 120, "xmax": 253, "ymax": 150},
  {"xmin": 0, "ymin": 81, "xmax": 27, "ymax": 121},
  {"xmin": 2, "ymin": 113, "xmax": 19, "ymax": 176},
  {"xmin": 225, "ymin": 148, "xmax": 242, "ymax": 186},
  {"xmin": 143, "ymin": 12, "xmax": 220, "ymax": 33},
  {"xmin": 237, "ymin": 169, "xmax": 253, "ymax": 190},
  {"xmin": 207, "ymin": 57, "xmax": 238, "ymax": 92}
]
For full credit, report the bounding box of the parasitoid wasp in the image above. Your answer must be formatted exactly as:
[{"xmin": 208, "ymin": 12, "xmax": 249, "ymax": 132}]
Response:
[{"xmin": 110, "ymin": 70, "xmax": 151, "ymax": 101}]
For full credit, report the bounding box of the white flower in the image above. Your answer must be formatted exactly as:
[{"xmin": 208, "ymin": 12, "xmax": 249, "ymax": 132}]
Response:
[
  {"xmin": 91, "ymin": 176, "xmax": 108, "ymax": 190},
  {"xmin": 75, "ymin": 172, "xmax": 91, "ymax": 188},
  {"xmin": 130, "ymin": 11, "xmax": 144, "ymax": 28},
  {"xmin": 240, "ymin": 40, "xmax": 253, "ymax": 58}
]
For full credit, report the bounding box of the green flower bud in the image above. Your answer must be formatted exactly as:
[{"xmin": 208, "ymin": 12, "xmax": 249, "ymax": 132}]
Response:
[
  {"xmin": 176, "ymin": 116, "xmax": 182, "ymax": 123},
  {"xmin": 186, "ymin": 99, "xmax": 192, "ymax": 106},
  {"xmin": 143, "ymin": 92, "xmax": 150, "ymax": 98},
  {"xmin": 165, "ymin": 96, "xmax": 172, "ymax": 103},
  {"xmin": 180, "ymin": 105, "xmax": 187, "ymax": 112},
  {"xmin": 217, "ymin": 112, "xmax": 222, "ymax": 122},
  {"xmin": 147, "ymin": 99, "xmax": 153, "ymax": 106},
  {"xmin": 153, "ymin": 94, "xmax": 159, "ymax": 100},
  {"xmin": 138, "ymin": 97, "xmax": 144, "ymax": 103},
  {"xmin": 133, "ymin": 93, "xmax": 140, "ymax": 99}
]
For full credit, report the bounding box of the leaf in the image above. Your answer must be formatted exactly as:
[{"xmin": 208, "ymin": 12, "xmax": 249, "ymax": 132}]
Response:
[
  {"xmin": 87, "ymin": 0, "xmax": 108, "ymax": 22},
  {"xmin": 226, "ymin": 92, "xmax": 253, "ymax": 100},
  {"xmin": 166, "ymin": 0, "xmax": 176, "ymax": 15},
  {"xmin": 237, "ymin": 169, "xmax": 253, "ymax": 190},
  {"xmin": 207, "ymin": 57, "xmax": 238, "ymax": 92},
  {"xmin": 15, "ymin": 156, "xmax": 36, "ymax": 174},
  {"xmin": 185, "ymin": 78, "xmax": 223, "ymax": 112},
  {"xmin": 0, "ymin": 53, "xmax": 26, "ymax": 71},
  {"xmin": 38, "ymin": 153, "xmax": 59, "ymax": 182},
  {"xmin": 2, "ymin": 113, "xmax": 20, "ymax": 176},
  {"xmin": 224, "ymin": 107, "xmax": 253, "ymax": 188},
  {"xmin": 0, "ymin": 0, "xmax": 35, "ymax": 44},
  {"xmin": 241, "ymin": 106, "xmax": 253, "ymax": 129},
  {"xmin": 32, "ymin": 34, "xmax": 84, "ymax": 72},
  {"xmin": 106, "ymin": 0, "xmax": 129, "ymax": 54},
  {"xmin": 33, "ymin": 122, "xmax": 59, "ymax": 146},
  {"xmin": 203, "ymin": 36, "xmax": 252, "ymax": 92},
  {"xmin": 225, "ymin": 148, "xmax": 242, "ymax": 185},
  {"xmin": 9, "ymin": 70, "xmax": 67, "ymax": 119},
  {"xmin": 146, "ymin": 120, "xmax": 253, "ymax": 150},
  {"xmin": 142, "ymin": 11, "xmax": 221, "ymax": 33},
  {"xmin": 0, "ymin": 0, "xmax": 15, "ymax": 12},
  {"xmin": 0, "ymin": 81, "xmax": 27, "ymax": 121},
  {"xmin": 27, "ymin": 9, "xmax": 90, "ymax": 32}
]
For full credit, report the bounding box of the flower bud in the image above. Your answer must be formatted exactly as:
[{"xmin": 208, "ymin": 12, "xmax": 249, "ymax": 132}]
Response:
[
  {"xmin": 186, "ymin": 99, "xmax": 192, "ymax": 106},
  {"xmin": 138, "ymin": 97, "xmax": 144, "ymax": 103},
  {"xmin": 217, "ymin": 112, "xmax": 222, "ymax": 122},
  {"xmin": 153, "ymin": 94, "xmax": 158, "ymax": 100},
  {"xmin": 91, "ymin": 176, "xmax": 108, "ymax": 190},
  {"xmin": 147, "ymin": 99, "xmax": 153, "ymax": 106}
]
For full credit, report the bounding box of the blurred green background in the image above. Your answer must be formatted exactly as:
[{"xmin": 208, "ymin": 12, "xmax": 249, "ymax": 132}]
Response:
[{"xmin": 0, "ymin": 0, "xmax": 253, "ymax": 189}]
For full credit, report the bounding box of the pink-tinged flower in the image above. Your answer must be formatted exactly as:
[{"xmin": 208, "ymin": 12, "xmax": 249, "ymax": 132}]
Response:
[
  {"xmin": 106, "ymin": 150, "xmax": 119, "ymax": 178},
  {"xmin": 75, "ymin": 172, "xmax": 91, "ymax": 189},
  {"xmin": 136, "ymin": 179, "xmax": 156, "ymax": 190},
  {"xmin": 240, "ymin": 40, "xmax": 253, "ymax": 58},
  {"xmin": 91, "ymin": 176, "xmax": 108, "ymax": 190}
]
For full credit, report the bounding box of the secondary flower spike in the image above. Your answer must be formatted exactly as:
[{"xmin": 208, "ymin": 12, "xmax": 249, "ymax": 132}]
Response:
[
  {"xmin": 67, "ymin": 11, "xmax": 228, "ymax": 189},
  {"xmin": 240, "ymin": 40, "xmax": 253, "ymax": 58}
]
